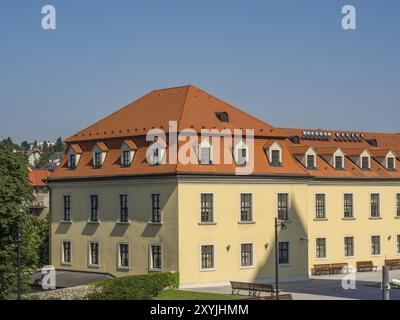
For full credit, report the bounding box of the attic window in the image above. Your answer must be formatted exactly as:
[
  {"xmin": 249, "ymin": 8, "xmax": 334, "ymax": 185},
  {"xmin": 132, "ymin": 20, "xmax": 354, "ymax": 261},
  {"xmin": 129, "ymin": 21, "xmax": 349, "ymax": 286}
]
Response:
[
  {"xmin": 215, "ymin": 112, "xmax": 229, "ymax": 123},
  {"xmin": 335, "ymin": 156, "xmax": 344, "ymax": 170},
  {"xmin": 69, "ymin": 154, "xmax": 76, "ymax": 169},
  {"xmin": 306, "ymin": 154, "xmax": 315, "ymax": 169},
  {"xmin": 387, "ymin": 157, "xmax": 395, "ymax": 171},
  {"xmin": 361, "ymin": 156, "xmax": 370, "ymax": 170},
  {"xmin": 271, "ymin": 150, "xmax": 281, "ymax": 166}
]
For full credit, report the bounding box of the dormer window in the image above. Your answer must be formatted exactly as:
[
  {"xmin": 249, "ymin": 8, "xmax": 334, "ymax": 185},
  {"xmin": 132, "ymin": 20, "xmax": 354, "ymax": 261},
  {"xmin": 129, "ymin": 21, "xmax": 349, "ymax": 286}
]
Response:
[
  {"xmin": 264, "ymin": 141, "xmax": 283, "ymax": 167},
  {"xmin": 271, "ymin": 150, "xmax": 281, "ymax": 166},
  {"xmin": 233, "ymin": 140, "xmax": 249, "ymax": 166},
  {"xmin": 199, "ymin": 139, "xmax": 212, "ymax": 165},
  {"xmin": 387, "ymin": 157, "xmax": 395, "ymax": 171},
  {"xmin": 306, "ymin": 154, "xmax": 315, "ymax": 169},
  {"xmin": 120, "ymin": 140, "xmax": 137, "ymax": 167},
  {"xmin": 67, "ymin": 144, "xmax": 82, "ymax": 170},
  {"xmin": 334, "ymin": 156, "xmax": 344, "ymax": 170},
  {"xmin": 361, "ymin": 156, "xmax": 370, "ymax": 170},
  {"xmin": 92, "ymin": 142, "xmax": 108, "ymax": 168},
  {"xmin": 147, "ymin": 140, "xmax": 165, "ymax": 165}
]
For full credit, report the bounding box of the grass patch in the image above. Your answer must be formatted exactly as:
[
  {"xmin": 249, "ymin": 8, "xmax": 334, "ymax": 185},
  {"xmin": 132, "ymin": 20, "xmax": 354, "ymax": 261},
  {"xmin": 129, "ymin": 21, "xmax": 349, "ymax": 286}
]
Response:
[{"xmin": 155, "ymin": 289, "xmax": 242, "ymax": 300}]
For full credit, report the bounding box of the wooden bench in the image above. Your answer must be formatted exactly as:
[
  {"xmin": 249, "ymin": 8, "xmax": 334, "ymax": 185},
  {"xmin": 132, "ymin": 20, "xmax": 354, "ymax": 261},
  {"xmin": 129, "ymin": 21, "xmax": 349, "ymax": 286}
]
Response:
[
  {"xmin": 312, "ymin": 264, "xmax": 330, "ymax": 275},
  {"xmin": 243, "ymin": 294, "xmax": 293, "ymax": 300},
  {"xmin": 385, "ymin": 259, "xmax": 400, "ymax": 270},
  {"xmin": 357, "ymin": 261, "xmax": 377, "ymax": 272},
  {"xmin": 230, "ymin": 281, "xmax": 251, "ymax": 295},
  {"xmin": 330, "ymin": 263, "xmax": 348, "ymax": 274},
  {"xmin": 230, "ymin": 281, "xmax": 275, "ymax": 296}
]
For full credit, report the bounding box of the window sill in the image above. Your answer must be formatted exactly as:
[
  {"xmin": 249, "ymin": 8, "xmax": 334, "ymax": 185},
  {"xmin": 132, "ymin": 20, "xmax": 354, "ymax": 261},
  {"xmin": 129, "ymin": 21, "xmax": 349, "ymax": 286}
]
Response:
[
  {"xmin": 395, "ymin": 216, "xmax": 400, "ymax": 219},
  {"xmin": 238, "ymin": 221, "xmax": 256, "ymax": 225},
  {"xmin": 200, "ymin": 268, "xmax": 216, "ymax": 272},
  {"xmin": 88, "ymin": 264, "xmax": 100, "ymax": 269},
  {"xmin": 60, "ymin": 220, "xmax": 72, "ymax": 224},
  {"xmin": 87, "ymin": 220, "xmax": 100, "ymax": 224},
  {"xmin": 240, "ymin": 266, "xmax": 255, "ymax": 270},
  {"xmin": 117, "ymin": 221, "xmax": 130, "ymax": 225},
  {"xmin": 61, "ymin": 262, "xmax": 72, "ymax": 267},
  {"xmin": 315, "ymin": 258, "xmax": 328, "ymax": 261},
  {"xmin": 369, "ymin": 217, "xmax": 382, "ymax": 220},
  {"xmin": 371, "ymin": 254, "xmax": 382, "ymax": 257},
  {"xmin": 198, "ymin": 222, "xmax": 217, "ymax": 226},
  {"xmin": 342, "ymin": 217, "xmax": 356, "ymax": 221},
  {"xmin": 278, "ymin": 264, "xmax": 291, "ymax": 267},
  {"xmin": 117, "ymin": 266, "xmax": 130, "ymax": 271},
  {"xmin": 148, "ymin": 222, "xmax": 163, "ymax": 225},
  {"xmin": 149, "ymin": 268, "xmax": 163, "ymax": 272},
  {"xmin": 313, "ymin": 218, "xmax": 328, "ymax": 221}
]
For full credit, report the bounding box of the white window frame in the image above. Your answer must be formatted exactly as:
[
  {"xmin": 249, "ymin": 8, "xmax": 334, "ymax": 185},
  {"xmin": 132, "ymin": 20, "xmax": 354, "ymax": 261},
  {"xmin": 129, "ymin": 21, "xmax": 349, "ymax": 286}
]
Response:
[
  {"xmin": 239, "ymin": 242, "xmax": 255, "ymax": 269},
  {"xmin": 233, "ymin": 140, "xmax": 249, "ymax": 166},
  {"xmin": 118, "ymin": 193, "xmax": 130, "ymax": 224},
  {"xmin": 88, "ymin": 241, "xmax": 100, "ymax": 267},
  {"xmin": 343, "ymin": 236, "xmax": 355, "ymax": 258},
  {"xmin": 343, "ymin": 193, "xmax": 356, "ymax": 219},
  {"xmin": 370, "ymin": 235, "xmax": 381, "ymax": 257},
  {"xmin": 305, "ymin": 147, "xmax": 317, "ymax": 169},
  {"xmin": 117, "ymin": 242, "xmax": 130, "ymax": 270},
  {"xmin": 199, "ymin": 243, "xmax": 216, "ymax": 271},
  {"xmin": 149, "ymin": 193, "xmax": 162, "ymax": 224},
  {"xmin": 369, "ymin": 192, "xmax": 381, "ymax": 218},
  {"xmin": 314, "ymin": 193, "xmax": 327, "ymax": 220},
  {"xmin": 62, "ymin": 194, "xmax": 72, "ymax": 222},
  {"xmin": 276, "ymin": 192, "xmax": 290, "ymax": 221},
  {"xmin": 199, "ymin": 192, "xmax": 215, "ymax": 224},
  {"xmin": 315, "ymin": 237, "xmax": 327, "ymax": 260},
  {"xmin": 238, "ymin": 192, "xmax": 255, "ymax": 223},
  {"xmin": 88, "ymin": 193, "xmax": 100, "ymax": 223},
  {"xmin": 278, "ymin": 241, "xmax": 291, "ymax": 266},
  {"xmin": 148, "ymin": 243, "xmax": 163, "ymax": 272},
  {"xmin": 61, "ymin": 240, "xmax": 72, "ymax": 265},
  {"xmin": 198, "ymin": 139, "xmax": 213, "ymax": 165}
]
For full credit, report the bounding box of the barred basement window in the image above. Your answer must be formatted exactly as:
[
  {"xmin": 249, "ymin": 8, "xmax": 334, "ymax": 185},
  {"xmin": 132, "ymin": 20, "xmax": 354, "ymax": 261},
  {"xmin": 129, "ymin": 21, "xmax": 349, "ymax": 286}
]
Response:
[
  {"xmin": 62, "ymin": 241, "xmax": 71, "ymax": 264},
  {"xmin": 344, "ymin": 194, "xmax": 353, "ymax": 218},
  {"xmin": 278, "ymin": 242, "xmax": 289, "ymax": 265},
  {"xmin": 150, "ymin": 245, "xmax": 162, "ymax": 270},
  {"xmin": 201, "ymin": 245, "xmax": 214, "ymax": 269},
  {"xmin": 316, "ymin": 238, "xmax": 326, "ymax": 259},
  {"xmin": 89, "ymin": 242, "xmax": 99, "ymax": 265},
  {"xmin": 277, "ymin": 193, "xmax": 289, "ymax": 221},
  {"xmin": 119, "ymin": 243, "xmax": 129, "ymax": 268},
  {"xmin": 120, "ymin": 195, "xmax": 128, "ymax": 222},
  {"xmin": 151, "ymin": 194, "xmax": 161, "ymax": 223},
  {"xmin": 63, "ymin": 195, "xmax": 71, "ymax": 221},
  {"xmin": 344, "ymin": 237, "xmax": 354, "ymax": 257},
  {"xmin": 371, "ymin": 235, "xmax": 381, "ymax": 256},
  {"xmin": 271, "ymin": 150, "xmax": 281, "ymax": 166},
  {"xmin": 90, "ymin": 195, "xmax": 99, "ymax": 222},
  {"xmin": 370, "ymin": 194, "xmax": 380, "ymax": 217},
  {"xmin": 361, "ymin": 156, "xmax": 369, "ymax": 170},
  {"xmin": 240, "ymin": 243, "xmax": 253, "ymax": 267},
  {"xmin": 200, "ymin": 193, "xmax": 214, "ymax": 223},
  {"xmin": 240, "ymin": 193, "xmax": 252, "ymax": 222},
  {"xmin": 315, "ymin": 194, "xmax": 326, "ymax": 219}
]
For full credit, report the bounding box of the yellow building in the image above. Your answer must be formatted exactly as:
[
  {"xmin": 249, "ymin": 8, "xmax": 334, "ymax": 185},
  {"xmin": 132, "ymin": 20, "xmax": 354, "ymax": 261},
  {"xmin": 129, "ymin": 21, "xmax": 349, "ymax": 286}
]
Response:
[{"xmin": 48, "ymin": 85, "xmax": 400, "ymax": 287}]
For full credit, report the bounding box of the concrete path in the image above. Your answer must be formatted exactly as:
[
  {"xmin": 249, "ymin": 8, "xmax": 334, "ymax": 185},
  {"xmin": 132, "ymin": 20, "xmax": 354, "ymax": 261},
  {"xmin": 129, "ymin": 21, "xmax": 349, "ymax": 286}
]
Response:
[{"xmin": 184, "ymin": 270, "xmax": 400, "ymax": 300}]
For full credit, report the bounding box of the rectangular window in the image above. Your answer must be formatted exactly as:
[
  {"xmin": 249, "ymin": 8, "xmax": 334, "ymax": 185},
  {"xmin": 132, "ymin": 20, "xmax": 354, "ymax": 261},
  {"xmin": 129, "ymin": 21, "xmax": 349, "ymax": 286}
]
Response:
[
  {"xmin": 371, "ymin": 236, "xmax": 381, "ymax": 256},
  {"xmin": 335, "ymin": 156, "xmax": 343, "ymax": 170},
  {"xmin": 201, "ymin": 245, "xmax": 214, "ymax": 269},
  {"xmin": 63, "ymin": 195, "xmax": 71, "ymax": 221},
  {"xmin": 315, "ymin": 194, "xmax": 326, "ymax": 219},
  {"xmin": 89, "ymin": 242, "xmax": 99, "ymax": 266},
  {"xmin": 62, "ymin": 241, "xmax": 71, "ymax": 264},
  {"xmin": 397, "ymin": 194, "xmax": 400, "ymax": 217},
  {"xmin": 397, "ymin": 235, "xmax": 400, "ymax": 255},
  {"xmin": 151, "ymin": 194, "xmax": 161, "ymax": 223},
  {"xmin": 69, "ymin": 154, "xmax": 76, "ymax": 169},
  {"xmin": 344, "ymin": 237, "xmax": 354, "ymax": 257},
  {"xmin": 316, "ymin": 238, "xmax": 326, "ymax": 259},
  {"xmin": 200, "ymin": 147, "xmax": 211, "ymax": 164},
  {"xmin": 344, "ymin": 194, "xmax": 354, "ymax": 218},
  {"xmin": 94, "ymin": 152, "xmax": 101, "ymax": 168},
  {"xmin": 237, "ymin": 148, "xmax": 247, "ymax": 165},
  {"xmin": 200, "ymin": 193, "xmax": 214, "ymax": 223},
  {"xmin": 277, "ymin": 193, "xmax": 289, "ymax": 221},
  {"xmin": 240, "ymin": 243, "xmax": 253, "ymax": 267},
  {"xmin": 307, "ymin": 154, "xmax": 315, "ymax": 169},
  {"xmin": 122, "ymin": 150, "xmax": 130, "ymax": 167},
  {"xmin": 361, "ymin": 156, "xmax": 369, "ymax": 170},
  {"xmin": 271, "ymin": 150, "xmax": 281, "ymax": 166},
  {"xmin": 120, "ymin": 195, "xmax": 128, "ymax": 222},
  {"xmin": 278, "ymin": 242, "xmax": 289, "ymax": 265},
  {"xmin": 90, "ymin": 195, "xmax": 99, "ymax": 222},
  {"xmin": 388, "ymin": 157, "xmax": 395, "ymax": 171},
  {"xmin": 240, "ymin": 193, "xmax": 252, "ymax": 222},
  {"xmin": 119, "ymin": 243, "xmax": 129, "ymax": 268},
  {"xmin": 370, "ymin": 194, "xmax": 380, "ymax": 217},
  {"xmin": 149, "ymin": 245, "xmax": 162, "ymax": 270}
]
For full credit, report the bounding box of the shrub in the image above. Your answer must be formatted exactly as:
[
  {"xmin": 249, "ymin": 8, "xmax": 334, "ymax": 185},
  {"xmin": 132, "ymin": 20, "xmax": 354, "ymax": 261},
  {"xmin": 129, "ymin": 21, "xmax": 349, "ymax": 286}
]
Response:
[{"xmin": 86, "ymin": 272, "xmax": 179, "ymax": 300}]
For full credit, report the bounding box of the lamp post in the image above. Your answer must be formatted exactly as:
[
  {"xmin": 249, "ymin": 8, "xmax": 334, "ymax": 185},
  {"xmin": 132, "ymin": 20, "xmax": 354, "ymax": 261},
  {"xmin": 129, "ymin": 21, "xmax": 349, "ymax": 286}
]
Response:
[
  {"xmin": 274, "ymin": 217, "xmax": 287, "ymax": 300},
  {"xmin": 16, "ymin": 224, "xmax": 22, "ymax": 300}
]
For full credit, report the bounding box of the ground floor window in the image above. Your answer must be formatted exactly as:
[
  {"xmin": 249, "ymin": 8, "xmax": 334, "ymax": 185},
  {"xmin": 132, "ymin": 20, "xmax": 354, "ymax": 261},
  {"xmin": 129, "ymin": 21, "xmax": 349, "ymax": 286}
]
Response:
[
  {"xmin": 344, "ymin": 237, "xmax": 354, "ymax": 257},
  {"xmin": 240, "ymin": 243, "xmax": 253, "ymax": 267},
  {"xmin": 278, "ymin": 242, "xmax": 290, "ymax": 265},
  {"xmin": 397, "ymin": 235, "xmax": 400, "ymax": 255},
  {"xmin": 201, "ymin": 245, "xmax": 214, "ymax": 270},
  {"xmin": 118, "ymin": 243, "xmax": 129, "ymax": 268},
  {"xmin": 89, "ymin": 242, "xmax": 99, "ymax": 266},
  {"xmin": 149, "ymin": 244, "xmax": 162, "ymax": 271},
  {"xmin": 316, "ymin": 238, "xmax": 326, "ymax": 259},
  {"xmin": 62, "ymin": 241, "xmax": 71, "ymax": 264},
  {"xmin": 371, "ymin": 235, "xmax": 381, "ymax": 256}
]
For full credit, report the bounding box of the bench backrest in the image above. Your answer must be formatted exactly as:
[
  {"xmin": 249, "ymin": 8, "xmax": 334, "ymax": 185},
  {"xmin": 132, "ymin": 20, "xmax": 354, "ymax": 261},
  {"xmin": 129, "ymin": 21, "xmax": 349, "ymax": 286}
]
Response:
[
  {"xmin": 251, "ymin": 283, "xmax": 274, "ymax": 292},
  {"xmin": 385, "ymin": 259, "xmax": 400, "ymax": 265},
  {"xmin": 230, "ymin": 281, "xmax": 251, "ymax": 290},
  {"xmin": 314, "ymin": 264, "xmax": 330, "ymax": 270},
  {"xmin": 357, "ymin": 261, "xmax": 373, "ymax": 267}
]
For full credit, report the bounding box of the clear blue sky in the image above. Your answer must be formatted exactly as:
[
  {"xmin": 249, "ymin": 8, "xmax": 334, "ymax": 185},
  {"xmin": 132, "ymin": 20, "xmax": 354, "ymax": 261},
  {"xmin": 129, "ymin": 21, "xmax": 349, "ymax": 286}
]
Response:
[{"xmin": 1, "ymin": 0, "xmax": 399, "ymax": 143}]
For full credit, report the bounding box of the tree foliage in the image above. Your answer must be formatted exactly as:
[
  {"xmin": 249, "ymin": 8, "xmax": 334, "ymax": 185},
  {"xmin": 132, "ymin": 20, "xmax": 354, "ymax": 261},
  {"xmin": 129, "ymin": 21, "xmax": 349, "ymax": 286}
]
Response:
[{"xmin": 0, "ymin": 143, "xmax": 42, "ymax": 299}]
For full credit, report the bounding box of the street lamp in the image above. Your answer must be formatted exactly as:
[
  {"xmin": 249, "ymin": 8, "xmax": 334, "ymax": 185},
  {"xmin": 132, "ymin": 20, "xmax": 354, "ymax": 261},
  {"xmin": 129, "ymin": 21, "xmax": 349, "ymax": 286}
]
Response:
[
  {"xmin": 274, "ymin": 217, "xmax": 287, "ymax": 300},
  {"xmin": 16, "ymin": 224, "xmax": 22, "ymax": 300}
]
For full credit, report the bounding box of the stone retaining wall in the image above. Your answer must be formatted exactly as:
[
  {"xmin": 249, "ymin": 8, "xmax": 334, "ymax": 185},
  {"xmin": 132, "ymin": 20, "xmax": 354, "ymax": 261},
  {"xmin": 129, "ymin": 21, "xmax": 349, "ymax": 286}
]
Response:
[{"xmin": 25, "ymin": 285, "xmax": 95, "ymax": 300}]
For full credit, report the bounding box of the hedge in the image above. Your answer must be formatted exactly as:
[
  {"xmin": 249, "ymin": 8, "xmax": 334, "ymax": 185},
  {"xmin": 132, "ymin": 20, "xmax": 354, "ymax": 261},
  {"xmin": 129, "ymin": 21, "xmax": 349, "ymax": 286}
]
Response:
[{"xmin": 86, "ymin": 272, "xmax": 179, "ymax": 300}]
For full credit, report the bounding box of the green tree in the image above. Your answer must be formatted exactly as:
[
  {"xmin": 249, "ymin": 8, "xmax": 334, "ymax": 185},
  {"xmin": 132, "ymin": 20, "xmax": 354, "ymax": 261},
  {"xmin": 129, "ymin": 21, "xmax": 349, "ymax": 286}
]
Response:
[
  {"xmin": 42, "ymin": 140, "xmax": 48, "ymax": 151},
  {"xmin": 53, "ymin": 137, "xmax": 65, "ymax": 153},
  {"xmin": 0, "ymin": 144, "xmax": 41, "ymax": 299},
  {"xmin": 21, "ymin": 141, "xmax": 29, "ymax": 151}
]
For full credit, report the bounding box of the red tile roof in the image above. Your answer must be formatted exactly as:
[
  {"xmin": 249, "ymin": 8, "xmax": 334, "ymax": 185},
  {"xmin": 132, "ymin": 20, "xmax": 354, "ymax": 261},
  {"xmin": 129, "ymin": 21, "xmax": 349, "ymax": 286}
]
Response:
[{"xmin": 29, "ymin": 170, "xmax": 51, "ymax": 187}]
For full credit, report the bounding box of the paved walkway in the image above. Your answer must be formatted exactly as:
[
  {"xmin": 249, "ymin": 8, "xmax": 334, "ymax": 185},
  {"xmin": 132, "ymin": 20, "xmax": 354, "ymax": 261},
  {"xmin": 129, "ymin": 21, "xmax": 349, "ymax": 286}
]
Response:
[{"xmin": 184, "ymin": 270, "xmax": 400, "ymax": 300}]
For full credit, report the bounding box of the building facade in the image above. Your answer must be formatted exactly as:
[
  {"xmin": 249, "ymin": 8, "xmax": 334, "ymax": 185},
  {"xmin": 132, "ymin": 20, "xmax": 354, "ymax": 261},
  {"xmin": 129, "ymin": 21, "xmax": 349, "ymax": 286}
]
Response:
[{"xmin": 48, "ymin": 85, "xmax": 400, "ymax": 287}]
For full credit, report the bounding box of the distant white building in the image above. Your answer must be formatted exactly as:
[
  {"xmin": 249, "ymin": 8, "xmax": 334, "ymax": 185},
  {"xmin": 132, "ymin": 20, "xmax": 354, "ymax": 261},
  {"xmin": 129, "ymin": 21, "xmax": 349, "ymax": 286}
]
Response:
[{"xmin": 26, "ymin": 149, "xmax": 41, "ymax": 166}]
